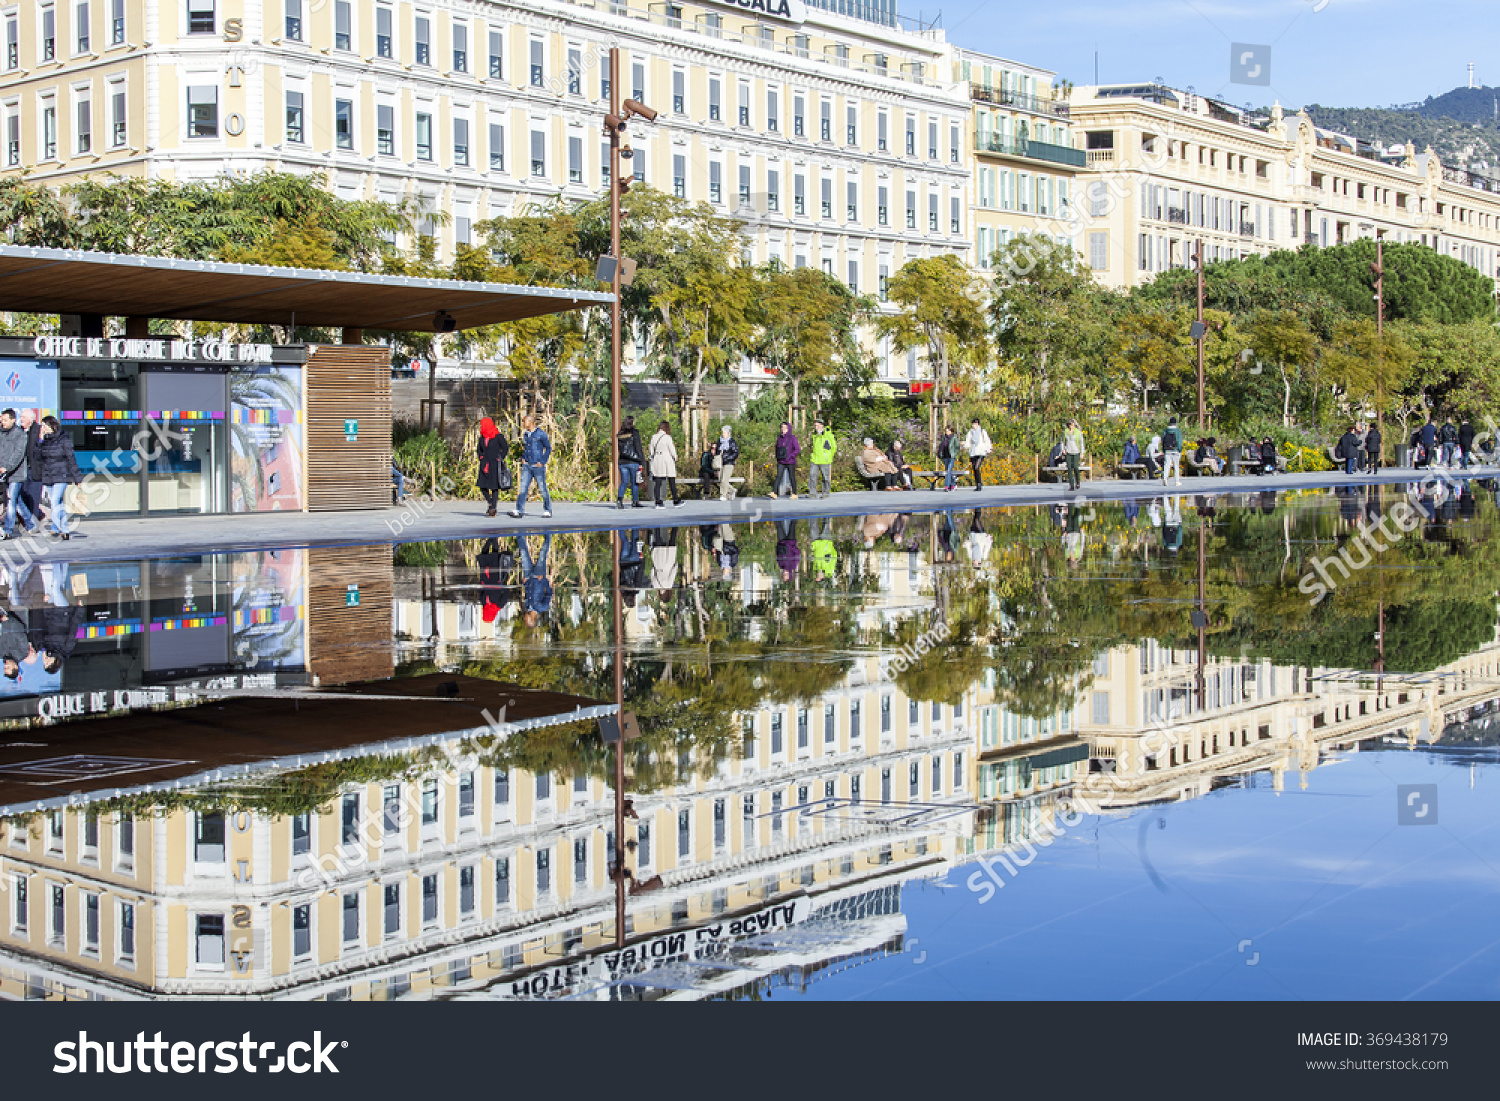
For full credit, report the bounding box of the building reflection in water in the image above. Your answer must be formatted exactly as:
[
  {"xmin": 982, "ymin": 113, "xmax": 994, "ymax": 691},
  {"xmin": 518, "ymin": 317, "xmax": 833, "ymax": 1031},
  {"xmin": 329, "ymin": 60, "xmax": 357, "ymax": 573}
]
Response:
[{"xmin": 2, "ymin": 492, "xmax": 1499, "ymax": 1000}]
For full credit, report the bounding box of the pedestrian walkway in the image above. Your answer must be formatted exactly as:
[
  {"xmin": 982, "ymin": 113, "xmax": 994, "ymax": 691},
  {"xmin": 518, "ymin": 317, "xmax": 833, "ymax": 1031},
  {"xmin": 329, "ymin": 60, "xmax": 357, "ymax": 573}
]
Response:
[{"xmin": 25, "ymin": 464, "xmax": 1499, "ymax": 563}]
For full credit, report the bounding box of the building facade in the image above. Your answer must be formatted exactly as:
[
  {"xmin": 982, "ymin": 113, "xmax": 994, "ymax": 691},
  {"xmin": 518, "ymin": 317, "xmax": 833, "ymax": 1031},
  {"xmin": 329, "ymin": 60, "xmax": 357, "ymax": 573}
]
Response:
[
  {"xmin": 0, "ymin": 0, "xmax": 978, "ymax": 382},
  {"xmin": 952, "ymin": 47, "xmax": 1081, "ymax": 272},
  {"xmin": 1069, "ymin": 84, "xmax": 1500, "ymax": 292}
]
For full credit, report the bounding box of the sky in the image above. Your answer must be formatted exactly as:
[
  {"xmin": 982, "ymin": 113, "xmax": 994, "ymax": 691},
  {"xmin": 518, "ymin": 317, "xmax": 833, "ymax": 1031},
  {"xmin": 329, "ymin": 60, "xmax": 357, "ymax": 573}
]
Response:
[{"xmin": 923, "ymin": 0, "xmax": 1497, "ymax": 112}]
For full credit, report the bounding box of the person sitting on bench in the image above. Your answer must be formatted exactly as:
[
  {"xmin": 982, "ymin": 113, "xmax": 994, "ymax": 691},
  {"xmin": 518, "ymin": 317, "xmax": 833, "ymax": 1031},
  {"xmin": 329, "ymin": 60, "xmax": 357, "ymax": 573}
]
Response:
[
  {"xmin": 1144, "ymin": 435, "xmax": 1163, "ymax": 479},
  {"xmin": 1193, "ymin": 437, "xmax": 1224, "ymax": 475},
  {"xmin": 1259, "ymin": 437, "xmax": 1279, "ymax": 475},
  {"xmin": 886, "ymin": 440, "xmax": 915, "ymax": 490},
  {"xmin": 1123, "ymin": 436, "xmax": 1157, "ymax": 479},
  {"xmin": 859, "ymin": 439, "xmax": 900, "ymax": 489}
]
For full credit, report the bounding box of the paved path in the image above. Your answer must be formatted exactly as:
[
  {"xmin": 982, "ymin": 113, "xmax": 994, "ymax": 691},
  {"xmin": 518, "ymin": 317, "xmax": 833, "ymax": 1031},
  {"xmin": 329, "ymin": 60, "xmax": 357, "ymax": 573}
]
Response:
[{"xmin": 18, "ymin": 465, "xmax": 1496, "ymax": 563}]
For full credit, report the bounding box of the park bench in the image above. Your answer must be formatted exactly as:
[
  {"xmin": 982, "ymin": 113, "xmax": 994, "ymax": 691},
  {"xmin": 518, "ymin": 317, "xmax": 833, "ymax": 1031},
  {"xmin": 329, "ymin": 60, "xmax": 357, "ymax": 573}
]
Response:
[
  {"xmin": 1182, "ymin": 453, "xmax": 1224, "ymax": 476},
  {"xmin": 680, "ymin": 474, "xmax": 746, "ymax": 500},
  {"xmin": 1040, "ymin": 455, "xmax": 1091, "ymax": 483},
  {"xmin": 910, "ymin": 467, "xmax": 973, "ymax": 490},
  {"xmin": 1115, "ymin": 458, "xmax": 1150, "ymax": 480},
  {"xmin": 853, "ymin": 453, "xmax": 906, "ymax": 491}
]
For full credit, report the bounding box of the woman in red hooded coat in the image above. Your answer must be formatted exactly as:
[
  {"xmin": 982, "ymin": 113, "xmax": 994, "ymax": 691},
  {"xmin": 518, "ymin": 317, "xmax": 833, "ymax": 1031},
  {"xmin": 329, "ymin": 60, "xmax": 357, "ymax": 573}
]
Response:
[{"xmin": 476, "ymin": 417, "xmax": 509, "ymax": 517}]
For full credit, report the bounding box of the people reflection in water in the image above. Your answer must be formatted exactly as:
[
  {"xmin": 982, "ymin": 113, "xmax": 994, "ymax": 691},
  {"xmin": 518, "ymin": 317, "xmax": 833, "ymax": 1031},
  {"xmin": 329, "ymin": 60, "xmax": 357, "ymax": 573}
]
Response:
[
  {"xmin": 618, "ymin": 530, "xmax": 646, "ymax": 607},
  {"xmin": 861, "ymin": 512, "xmax": 895, "ymax": 547},
  {"xmin": 1062, "ymin": 504, "xmax": 1085, "ymax": 568},
  {"xmin": 1260, "ymin": 490, "xmax": 1278, "ymax": 515},
  {"xmin": 809, "ymin": 518, "xmax": 836, "ymax": 579},
  {"xmin": 1123, "ymin": 498, "xmax": 1139, "ymax": 525},
  {"xmin": 967, "ymin": 510, "xmax": 991, "ymax": 566},
  {"xmin": 477, "ymin": 537, "xmax": 518, "ymax": 624},
  {"xmin": 649, "ymin": 527, "xmax": 678, "ymax": 598},
  {"xmin": 1161, "ymin": 496, "xmax": 1183, "ymax": 554},
  {"xmin": 0, "ymin": 606, "xmax": 34, "ymax": 681},
  {"xmin": 715, "ymin": 524, "xmax": 739, "ymax": 578},
  {"xmin": 775, "ymin": 519, "xmax": 800, "ymax": 581},
  {"xmin": 937, "ymin": 511, "xmax": 958, "ymax": 562},
  {"xmin": 520, "ymin": 533, "xmax": 552, "ymax": 627},
  {"xmin": 28, "ymin": 596, "xmax": 81, "ymax": 676}
]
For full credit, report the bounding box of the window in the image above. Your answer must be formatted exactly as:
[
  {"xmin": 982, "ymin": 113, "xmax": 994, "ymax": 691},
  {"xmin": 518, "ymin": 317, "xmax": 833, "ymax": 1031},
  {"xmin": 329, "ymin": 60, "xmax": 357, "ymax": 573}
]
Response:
[
  {"xmin": 74, "ymin": 1, "xmax": 89, "ymax": 53},
  {"xmin": 678, "ymin": 809, "xmax": 691, "ymax": 858},
  {"xmin": 39, "ymin": 98, "xmax": 56, "ymax": 158},
  {"xmin": 846, "ymin": 105, "xmax": 857, "ymax": 146},
  {"xmin": 1091, "ymin": 690, "xmax": 1111, "ymax": 724},
  {"xmin": 291, "ymin": 812, "xmax": 311, "ymax": 856},
  {"xmin": 41, "ymin": 5, "xmax": 55, "ymax": 60},
  {"xmin": 953, "ymin": 751, "xmax": 964, "ymax": 790},
  {"xmin": 376, "ymin": 103, "xmax": 393, "ymax": 155},
  {"xmin": 458, "ymin": 772, "xmax": 475, "ymax": 818},
  {"xmin": 375, "ymin": 6, "xmax": 391, "ymax": 56},
  {"xmin": 599, "ymin": 53, "xmax": 609, "ymax": 100},
  {"xmin": 536, "ymin": 848, "xmax": 551, "ymax": 893},
  {"xmin": 415, "ymin": 112, "xmax": 432, "ymax": 160},
  {"xmin": 495, "ymin": 857, "xmax": 510, "ymax": 904},
  {"xmin": 333, "ymin": 0, "xmax": 350, "ymax": 50},
  {"xmin": 738, "ymin": 165, "xmax": 750, "ymax": 205},
  {"xmin": 793, "ymin": 94, "xmax": 804, "ymax": 136},
  {"xmin": 563, "ymin": 45, "xmax": 580, "ymax": 94},
  {"xmin": 340, "ymin": 793, "xmax": 360, "ymax": 845},
  {"xmin": 928, "ymin": 120, "xmax": 938, "ymax": 159},
  {"xmin": 847, "ymin": 260, "xmax": 858, "ymax": 293},
  {"xmin": 341, "ymin": 893, "xmax": 359, "ymax": 943},
  {"xmin": 877, "ymin": 112, "xmax": 887, "ymax": 151},
  {"xmin": 292, "ymin": 904, "xmax": 310, "ymax": 957},
  {"xmin": 573, "ymin": 837, "xmax": 588, "ymax": 883},
  {"xmin": 82, "ymin": 892, "xmax": 100, "ymax": 952},
  {"xmin": 12, "ymin": 874, "xmax": 25, "ymax": 932},
  {"xmin": 459, "ymin": 866, "xmax": 476, "ymax": 915},
  {"xmin": 905, "ymin": 116, "xmax": 916, "ymax": 156},
  {"xmin": 793, "ymin": 173, "xmax": 805, "ymax": 215},
  {"xmin": 118, "ymin": 901, "xmax": 135, "ymax": 959},
  {"xmin": 767, "ymin": 88, "xmax": 778, "ymax": 130},
  {"xmin": 879, "ymin": 264, "xmax": 888, "ymax": 301},
  {"xmin": 632, "ymin": 61, "xmax": 644, "ymax": 101},
  {"xmin": 637, "ymin": 821, "xmax": 652, "ymax": 865},
  {"xmin": 820, "ymin": 100, "xmax": 831, "ymax": 141},
  {"xmin": 569, "ymin": 135, "xmax": 583, "ymax": 183},
  {"xmin": 334, "ymin": 98, "xmax": 353, "ymax": 149},
  {"xmin": 383, "ymin": 882, "xmax": 400, "ymax": 936},
  {"xmin": 850, "ymin": 699, "xmax": 862, "ymax": 740},
  {"xmin": 417, "ymin": 873, "xmax": 436, "ymax": 923},
  {"xmin": 488, "ymin": 121, "xmax": 504, "ymax": 169},
  {"xmin": 951, "ymin": 195, "xmax": 961, "ymax": 234},
  {"xmin": 820, "ymin": 177, "xmax": 832, "ymax": 218},
  {"xmin": 529, "ymin": 129, "xmax": 544, "ymax": 176},
  {"xmin": 421, "ymin": 778, "xmax": 439, "ymax": 825},
  {"xmin": 529, "ymin": 39, "xmax": 543, "ymax": 86},
  {"xmin": 285, "ymin": 90, "xmax": 304, "ymax": 143},
  {"xmin": 673, "ymin": 70, "xmax": 685, "ymax": 114},
  {"xmin": 487, "ymin": 29, "xmax": 502, "ymax": 78},
  {"xmin": 452, "ymin": 21, "xmax": 467, "ymax": 71},
  {"xmin": 797, "ymin": 708, "xmax": 809, "ymax": 749},
  {"xmin": 414, "ymin": 16, "xmax": 430, "ymax": 64},
  {"xmin": 910, "ymin": 761, "xmax": 920, "ymax": 798},
  {"xmin": 5, "ymin": 110, "xmax": 17, "ymax": 166},
  {"xmin": 453, "ymin": 117, "xmax": 469, "ymax": 165},
  {"xmin": 950, "ymin": 123, "xmax": 960, "ymax": 162},
  {"xmin": 186, "ymin": 84, "xmax": 217, "ymax": 138},
  {"xmin": 673, "ymin": 153, "xmax": 686, "ymax": 197},
  {"xmin": 738, "ymin": 82, "xmax": 750, "ymax": 126},
  {"xmin": 195, "ymin": 812, "xmax": 225, "ymax": 863},
  {"xmin": 709, "ymin": 161, "xmax": 721, "ymax": 203},
  {"xmin": 5, "ymin": 13, "xmax": 16, "ymax": 69},
  {"xmin": 50, "ymin": 884, "xmax": 64, "ymax": 942},
  {"xmin": 186, "ymin": 0, "xmax": 213, "ymax": 34},
  {"xmin": 381, "ymin": 783, "xmax": 402, "ymax": 836},
  {"xmin": 846, "ymin": 180, "xmax": 857, "ymax": 221},
  {"xmin": 493, "ymin": 768, "xmax": 511, "ymax": 807},
  {"xmin": 708, "ymin": 77, "xmax": 720, "ymax": 121},
  {"xmin": 189, "ymin": 915, "xmax": 229, "ymax": 973},
  {"xmin": 824, "ymin": 703, "xmax": 835, "ymax": 743},
  {"xmin": 1088, "ymin": 231, "xmax": 1108, "ymax": 271},
  {"xmin": 74, "ymin": 93, "xmax": 91, "ymax": 152},
  {"xmin": 877, "ymin": 186, "xmax": 888, "ymax": 225}
]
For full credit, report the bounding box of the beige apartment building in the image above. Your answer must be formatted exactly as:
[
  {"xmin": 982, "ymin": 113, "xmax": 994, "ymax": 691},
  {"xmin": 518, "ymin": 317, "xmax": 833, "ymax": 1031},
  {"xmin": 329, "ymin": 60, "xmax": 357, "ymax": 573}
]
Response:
[
  {"xmin": 0, "ymin": 0, "xmax": 976, "ymax": 383},
  {"xmin": 952, "ymin": 47, "xmax": 1081, "ymax": 273},
  {"xmin": 1068, "ymin": 84, "xmax": 1500, "ymax": 292}
]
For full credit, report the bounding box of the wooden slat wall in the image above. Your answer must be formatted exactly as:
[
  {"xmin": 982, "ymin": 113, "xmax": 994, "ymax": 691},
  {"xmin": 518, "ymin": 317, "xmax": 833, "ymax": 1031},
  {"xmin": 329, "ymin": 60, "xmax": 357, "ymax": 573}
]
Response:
[
  {"xmin": 305, "ymin": 344, "xmax": 393, "ymax": 511},
  {"xmin": 307, "ymin": 545, "xmax": 396, "ymax": 686}
]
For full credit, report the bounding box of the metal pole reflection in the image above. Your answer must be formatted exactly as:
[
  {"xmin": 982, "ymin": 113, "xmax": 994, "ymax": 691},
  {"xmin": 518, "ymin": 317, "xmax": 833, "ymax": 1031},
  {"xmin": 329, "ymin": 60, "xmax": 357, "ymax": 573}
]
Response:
[{"xmin": 612, "ymin": 527, "xmax": 627, "ymax": 948}]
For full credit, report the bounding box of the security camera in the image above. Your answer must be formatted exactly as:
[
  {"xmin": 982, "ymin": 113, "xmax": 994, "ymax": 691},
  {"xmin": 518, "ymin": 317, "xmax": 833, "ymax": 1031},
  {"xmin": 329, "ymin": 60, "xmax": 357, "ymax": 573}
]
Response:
[
  {"xmin": 604, "ymin": 113, "xmax": 626, "ymax": 131},
  {"xmin": 620, "ymin": 144, "xmax": 634, "ymax": 159},
  {"xmin": 434, "ymin": 311, "xmax": 457, "ymax": 333},
  {"xmin": 623, "ymin": 99, "xmax": 658, "ymax": 122}
]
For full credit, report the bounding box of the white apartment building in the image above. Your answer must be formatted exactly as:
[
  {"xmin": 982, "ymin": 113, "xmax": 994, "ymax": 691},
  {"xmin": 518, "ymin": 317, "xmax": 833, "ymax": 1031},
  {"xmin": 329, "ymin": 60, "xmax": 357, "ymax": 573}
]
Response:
[
  {"xmin": 1069, "ymin": 84, "xmax": 1500, "ymax": 291},
  {"xmin": 0, "ymin": 0, "xmax": 976, "ymax": 382}
]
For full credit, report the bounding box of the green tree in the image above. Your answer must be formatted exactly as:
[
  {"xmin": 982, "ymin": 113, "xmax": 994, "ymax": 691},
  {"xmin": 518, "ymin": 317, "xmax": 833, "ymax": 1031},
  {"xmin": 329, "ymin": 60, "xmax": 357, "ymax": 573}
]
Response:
[
  {"xmin": 1246, "ymin": 308, "xmax": 1320, "ymax": 426},
  {"xmin": 751, "ymin": 262, "xmax": 871, "ymax": 414},
  {"xmin": 877, "ymin": 253, "xmax": 988, "ymax": 424}
]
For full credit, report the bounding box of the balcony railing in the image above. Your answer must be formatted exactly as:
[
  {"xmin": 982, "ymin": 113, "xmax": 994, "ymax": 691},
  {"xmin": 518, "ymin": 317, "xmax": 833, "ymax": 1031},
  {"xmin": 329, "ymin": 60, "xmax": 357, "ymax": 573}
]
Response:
[
  {"xmin": 970, "ymin": 84, "xmax": 1071, "ymax": 118},
  {"xmin": 1239, "ymin": 222, "xmax": 1255, "ymax": 237},
  {"xmin": 973, "ymin": 132, "xmax": 1086, "ymax": 168}
]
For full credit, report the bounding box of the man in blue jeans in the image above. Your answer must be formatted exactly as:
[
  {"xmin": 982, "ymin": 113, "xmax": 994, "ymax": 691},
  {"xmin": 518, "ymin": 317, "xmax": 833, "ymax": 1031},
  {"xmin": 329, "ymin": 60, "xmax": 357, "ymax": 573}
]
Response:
[
  {"xmin": 0, "ymin": 410, "xmax": 33, "ymax": 537},
  {"xmin": 509, "ymin": 414, "xmax": 553, "ymax": 519},
  {"xmin": 520, "ymin": 533, "xmax": 553, "ymax": 627}
]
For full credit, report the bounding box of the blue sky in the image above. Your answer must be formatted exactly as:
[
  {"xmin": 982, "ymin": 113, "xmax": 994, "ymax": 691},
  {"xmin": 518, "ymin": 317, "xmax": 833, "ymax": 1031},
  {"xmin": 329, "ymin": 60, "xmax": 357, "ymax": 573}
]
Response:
[{"xmin": 927, "ymin": 0, "xmax": 1494, "ymax": 111}]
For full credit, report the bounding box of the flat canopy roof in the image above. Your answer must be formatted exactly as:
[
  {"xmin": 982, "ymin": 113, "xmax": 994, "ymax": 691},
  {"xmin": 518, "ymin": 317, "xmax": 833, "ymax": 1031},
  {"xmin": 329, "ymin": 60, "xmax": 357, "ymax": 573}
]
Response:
[{"xmin": 0, "ymin": 245, "xmax": 614, "ymax": 331}]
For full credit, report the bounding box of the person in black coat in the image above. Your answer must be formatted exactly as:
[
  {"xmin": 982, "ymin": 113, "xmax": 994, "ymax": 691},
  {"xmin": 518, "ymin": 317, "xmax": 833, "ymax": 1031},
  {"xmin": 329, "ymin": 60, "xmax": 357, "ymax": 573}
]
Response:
[
  {"xmin": 1364, "ymin": 424, "xmax": 1382, "ymax": 472},
  {"xmin": 1259, "ymin": 437, "xmax": 1278, "ymax": 475},
  {"xmin": 1336, "ymin": 426, "xmax": 1361, "ymax": 475},
  {"xmin": 1459, "ymin": 419, "xmax": 1476, "ymax": 469},
  {"xmin": 28, "ymin": 602, "xmax": 83, "ymax": 674},
  {"xmin": 475, "ymin": 417, "xmax": 508, "ymax": 517},
  {"xmin": 615, "ymin": 416, "xmax": 645, "ymax": 509},
  {"xmin": 35, "ymin": 417, "xmax": 80, "ymax": 539},
  {"xmin": 17, "ymin": 411, "xmax": 41, "ymax": 535}
]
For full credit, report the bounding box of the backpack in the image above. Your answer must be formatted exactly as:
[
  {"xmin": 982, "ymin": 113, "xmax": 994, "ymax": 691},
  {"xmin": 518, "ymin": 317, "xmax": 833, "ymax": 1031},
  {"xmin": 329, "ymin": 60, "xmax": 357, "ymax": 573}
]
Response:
[{"xmin": 1162, "ymin": 425, "xmax": 1183, "ymax": 452}]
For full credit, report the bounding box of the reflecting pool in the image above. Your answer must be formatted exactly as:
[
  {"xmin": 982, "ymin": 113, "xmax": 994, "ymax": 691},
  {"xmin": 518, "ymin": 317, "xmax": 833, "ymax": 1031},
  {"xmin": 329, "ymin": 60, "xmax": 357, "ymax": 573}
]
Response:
[{"xmin": 4, "ymin": 482, "xmax": 1500, "ymax": 1000}]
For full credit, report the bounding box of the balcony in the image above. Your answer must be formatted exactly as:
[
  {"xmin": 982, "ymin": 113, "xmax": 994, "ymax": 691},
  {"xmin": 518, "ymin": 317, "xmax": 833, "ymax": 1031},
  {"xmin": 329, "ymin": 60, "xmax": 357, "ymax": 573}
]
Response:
[
  {"xmin": 973, "ymin": 132, "xmax": 1086, "ymax": 168},
  {"xmin": 1239, "ymin": 222, "xmax": 1255, "ymax": 237},
  {"xmin": 1167, "ymin": 207, "xmax": 1188, "ymax": 225},
  {"xmin": 1086, "ymin": 148, "xmax": 1114, "ymax": 167},
  {"xmin": 970, "ymin": 85, "xmax": 1070, "ymax": 118}
]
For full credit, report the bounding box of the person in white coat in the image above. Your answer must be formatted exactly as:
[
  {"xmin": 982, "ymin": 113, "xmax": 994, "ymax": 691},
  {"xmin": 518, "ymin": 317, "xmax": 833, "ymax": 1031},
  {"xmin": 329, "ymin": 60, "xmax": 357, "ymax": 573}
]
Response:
[
  {"xmin": 963, "ymin": 419, "xmax": 992, "ymax": 492},
  {"xmin": 647, "ymin": 420, "xmax": 681, "ymax": 508}
]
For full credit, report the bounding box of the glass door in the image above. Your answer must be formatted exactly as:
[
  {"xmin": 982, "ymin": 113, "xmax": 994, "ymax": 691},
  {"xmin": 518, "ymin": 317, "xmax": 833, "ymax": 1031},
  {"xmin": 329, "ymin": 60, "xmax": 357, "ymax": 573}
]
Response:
[{"xmin": 143, "ymin": 371, "xmax": 228, "ymax": 514}]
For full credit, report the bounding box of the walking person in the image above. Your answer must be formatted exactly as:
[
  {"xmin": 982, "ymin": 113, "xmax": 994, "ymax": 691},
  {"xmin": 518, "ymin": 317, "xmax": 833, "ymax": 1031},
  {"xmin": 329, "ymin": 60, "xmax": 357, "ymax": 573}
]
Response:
[
  {"xmin": 1440, "ymin": 417, "xmax": 1459, "ymax": 467},
  {"xmin": 615, "ymin": 415, "xmax": 645, "ymax": 510},
  {"xmin": 807, "ymin": 418, "xmax": 836, "ymax": 498},
  {"xmin": 508, "ymin": 414, "xmax": 553, "ymax": 519},
  {"xmin": 963, "ymin": 419, "xmax": 992, "ymax": 492},
  {"xmin": 1364, "ymin": 423, "xmax": 1382, "ymax": 473},
  {"xmin": 647, "ymin": 420, "xmax": 681, "ymax": 508},
  {"xmin": 712, "ymin": 425, "xmax": 740, "ymax": 501},
  {"xmin": 1337, "ymin": 425, "xmax": 1361, "ymax": 475},
  {"xmin": 1061, "ymin": 419, "xmax": 1085, "ymax": 492},
  {"xmin": 17, "ymin": 410, "xmax": 41, "ymax": 534},
  {"xmin": 1419, "ymin": 416, "xmax": 1438, "ymax": 468},
  {"xmin": 1458, "ymin": 417, "xmax": 1475, "ymax": 470},
  {"xmin": 0, "ymin": 409, "xmax": 33, "ymax": 538},
  {"xmin": 937, "ymin": 425, "xmax": 959, "ymax": 490},
  {"xmin": 1161, "ymin": 415, "xmax": 1184, "ymax": 487},
  {"xmin": 36, "ymin": 417, "xmax": 80, "ymax": 540},
  {"xmin": 475, "ymin": 416, "xmax": 508, "ymax": 517},
  {"xmin": 770, "ymin": 421, "xmax": 800, "ymax": 499}
]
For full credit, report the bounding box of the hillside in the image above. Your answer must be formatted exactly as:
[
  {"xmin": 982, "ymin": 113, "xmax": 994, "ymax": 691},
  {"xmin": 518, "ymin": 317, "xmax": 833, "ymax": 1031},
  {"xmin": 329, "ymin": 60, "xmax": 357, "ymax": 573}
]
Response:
[{"xmin": 1302, "ymin": 85, "xmax": 1500, "ymax": 172}]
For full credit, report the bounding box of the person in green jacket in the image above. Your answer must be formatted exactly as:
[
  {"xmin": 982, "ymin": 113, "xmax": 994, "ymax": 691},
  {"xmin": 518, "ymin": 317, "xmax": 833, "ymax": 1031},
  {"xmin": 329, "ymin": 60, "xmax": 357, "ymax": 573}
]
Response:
[{"xmin": 806, "ymin": 418, "xmax": 837, "ymax": 498}]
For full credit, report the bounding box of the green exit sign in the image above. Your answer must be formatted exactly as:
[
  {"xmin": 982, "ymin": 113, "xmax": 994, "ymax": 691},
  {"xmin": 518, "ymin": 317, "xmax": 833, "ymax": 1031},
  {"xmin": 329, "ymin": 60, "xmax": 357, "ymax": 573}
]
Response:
[
  {"xmin": 344, "ymin": 418, "xmax": 358, "ymax": 441},
  {"xmin": 345, "ymin": 584, "xmax": 360, "ymax": 607}
]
